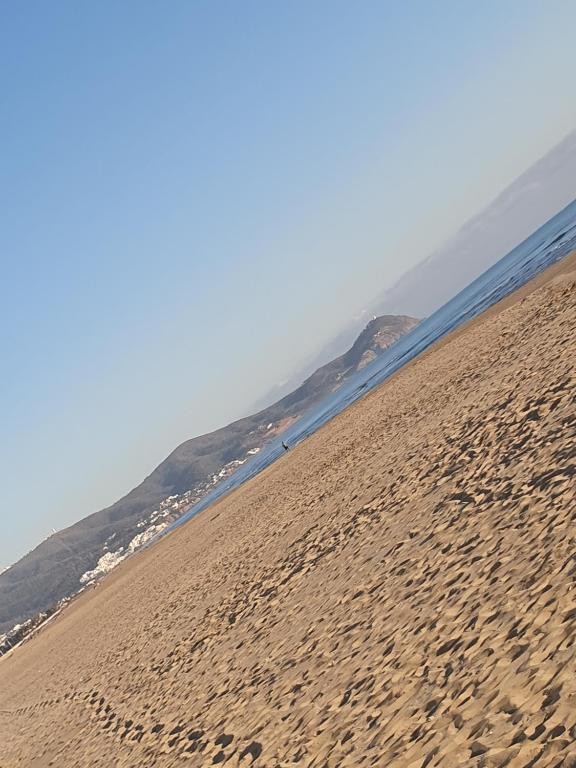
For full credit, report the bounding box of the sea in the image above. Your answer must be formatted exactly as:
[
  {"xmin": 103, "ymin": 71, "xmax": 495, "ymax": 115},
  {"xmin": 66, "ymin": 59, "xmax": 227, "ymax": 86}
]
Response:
[{"xmin": 168, "ymin": 197, "xmax": 576, "ymax": 536}]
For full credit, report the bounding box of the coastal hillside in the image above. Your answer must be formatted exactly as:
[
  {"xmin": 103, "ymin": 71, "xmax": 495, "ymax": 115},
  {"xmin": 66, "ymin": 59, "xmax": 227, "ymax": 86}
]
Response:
[
  {"xmin": 1, "ymin": 256, "xmax": 574, "ymax": 767},
  {"xmin": 0, "ymin": 314, "xmax": 418, "ymax": 634}
]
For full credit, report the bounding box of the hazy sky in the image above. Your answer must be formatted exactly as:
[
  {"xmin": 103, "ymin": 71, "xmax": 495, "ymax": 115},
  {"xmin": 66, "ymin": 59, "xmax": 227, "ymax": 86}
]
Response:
[{"xmin": 2, "ymin": 1, "xmax": 576, "ymax": 568}]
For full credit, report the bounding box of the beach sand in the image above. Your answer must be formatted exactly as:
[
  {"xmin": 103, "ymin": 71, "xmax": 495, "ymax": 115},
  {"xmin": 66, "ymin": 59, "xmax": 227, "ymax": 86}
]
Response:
[{"xmin": 1, "ymin": 254, "xmax": 575, "ymax": 767}]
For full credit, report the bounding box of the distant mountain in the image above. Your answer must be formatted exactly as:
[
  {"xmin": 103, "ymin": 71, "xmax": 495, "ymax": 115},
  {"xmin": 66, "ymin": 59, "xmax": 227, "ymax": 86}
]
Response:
[
  {"xmin": 251, "ymin": 314, "xmax": 374, "ymax": 411},
  {"xmin": 372, "ymin": 129, "xmax": 576, "ymax": 318},
  {"xmin": 256, "ymin": 131, "xmax": 576, "ymax": 411},
  {"xmin": 0, "ymin": 314, "xmax": 418, "ymax": 634}
]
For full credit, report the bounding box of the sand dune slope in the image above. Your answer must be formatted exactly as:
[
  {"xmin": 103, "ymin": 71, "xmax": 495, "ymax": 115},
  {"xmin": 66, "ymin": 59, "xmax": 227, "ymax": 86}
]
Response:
[{"xmin": 0, "ymin": 264, "xmax": 575, "ymax": 767}]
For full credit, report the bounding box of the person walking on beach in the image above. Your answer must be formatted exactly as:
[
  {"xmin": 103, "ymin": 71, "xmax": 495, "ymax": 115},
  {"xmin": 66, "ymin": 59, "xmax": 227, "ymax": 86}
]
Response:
[{"xmin": 282, "ymin": 440, "xmax": 289, "ymax": 451}]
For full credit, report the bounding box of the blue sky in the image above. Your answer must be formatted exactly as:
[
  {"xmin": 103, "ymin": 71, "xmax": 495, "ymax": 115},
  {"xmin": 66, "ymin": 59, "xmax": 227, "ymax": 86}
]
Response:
[{"xmin": 1, "ymin": 1, "xmax": 575, "ymax": 568}]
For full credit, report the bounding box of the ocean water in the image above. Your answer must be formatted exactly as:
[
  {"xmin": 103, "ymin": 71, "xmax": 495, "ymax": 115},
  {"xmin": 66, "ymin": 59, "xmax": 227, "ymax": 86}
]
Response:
[{"xmin": 169, "ymin": 198, "xmax": 576, "ymax": 535}]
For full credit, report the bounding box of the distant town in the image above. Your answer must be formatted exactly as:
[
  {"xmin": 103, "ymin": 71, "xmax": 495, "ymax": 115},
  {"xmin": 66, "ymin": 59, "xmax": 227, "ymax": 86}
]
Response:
[{"xmin": 0, "ymin": 439, "xmax": 272, "ymax": 657}]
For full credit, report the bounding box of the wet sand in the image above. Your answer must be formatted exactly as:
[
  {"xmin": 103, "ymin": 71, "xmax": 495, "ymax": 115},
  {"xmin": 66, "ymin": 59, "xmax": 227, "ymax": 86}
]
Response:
[{"xmin": 1, "ymin": 254, "xmax": 575, "ymax": 767}]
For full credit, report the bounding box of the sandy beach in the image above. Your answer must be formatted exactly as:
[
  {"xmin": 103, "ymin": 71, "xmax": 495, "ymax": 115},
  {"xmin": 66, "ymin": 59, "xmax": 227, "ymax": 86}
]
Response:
[{"xmin": 1, "ymin": 253, "xmax": 575, "ymax": 768}]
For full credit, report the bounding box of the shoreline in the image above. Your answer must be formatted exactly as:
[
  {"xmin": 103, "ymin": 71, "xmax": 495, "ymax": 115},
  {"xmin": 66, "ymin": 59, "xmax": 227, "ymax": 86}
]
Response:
[
  {"xmin": 3, "ymin": 251, "xmax": 575, "ymax": 646},
  {"xmin": 160, "ymin": 247, "xmax": 576, "ymax": 542},
  {"xmin": 4, "ymin": 248, "xmax": 575, "ymax": 651},
  {"xmin": 1, "ymin": 249, "xmax": 575, "ymax": 766}
]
